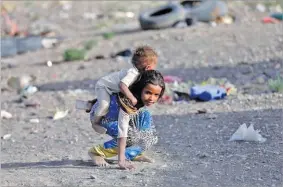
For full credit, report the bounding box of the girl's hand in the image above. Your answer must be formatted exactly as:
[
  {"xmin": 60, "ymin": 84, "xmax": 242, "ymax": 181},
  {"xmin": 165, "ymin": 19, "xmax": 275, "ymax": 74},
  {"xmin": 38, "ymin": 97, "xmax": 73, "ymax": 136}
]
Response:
[
  {"xmin": 118, "ymin": 159, "xmax": 135, "ymax": 170},
  {"xmin": 130, "ymin": 97, "xmax": 138, "ymax": 106}
]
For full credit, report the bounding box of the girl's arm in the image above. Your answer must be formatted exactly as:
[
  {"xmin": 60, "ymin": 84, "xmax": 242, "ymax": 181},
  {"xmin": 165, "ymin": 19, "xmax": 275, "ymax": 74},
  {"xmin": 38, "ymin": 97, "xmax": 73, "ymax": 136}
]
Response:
[{"xmin": 117, "ymin": 108, "xmax": 135, "ymax": 170}]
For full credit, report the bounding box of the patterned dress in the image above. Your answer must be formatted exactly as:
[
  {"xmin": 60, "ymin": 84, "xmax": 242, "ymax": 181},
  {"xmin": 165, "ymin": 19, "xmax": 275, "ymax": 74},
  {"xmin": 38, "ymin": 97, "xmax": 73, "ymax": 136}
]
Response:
[{"xmin": 89, "ymin": 94, "xmax": 158, "ymax": 160}]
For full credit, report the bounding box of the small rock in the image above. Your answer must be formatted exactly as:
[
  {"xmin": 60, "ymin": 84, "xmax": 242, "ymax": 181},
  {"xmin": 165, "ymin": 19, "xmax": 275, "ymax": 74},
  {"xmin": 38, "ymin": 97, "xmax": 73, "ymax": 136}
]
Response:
[
  {"xmin": 1, "ymin": 110, "xmax": 12, "ymax": 119},
  {"xmin": 120, "ymin": 176, "xmax": 129, "ymax": 180},
  {"xmin": 256, "ymin": 3, "xmax": 266, "ymax": 12},
  {"xmin": 90, "ymin": 175, "xmax": 96, "ymax": 179},
  {"xmin": 95, "ymin": 55, "xmax": 105, "ymax": 60},
  {"xmin": 174, "ymin": 36, "xmax": 183, "ymax": 41},
  {"xmin": 74, "ymin": 135, "xmax": 79, "ymax": 142},
  {"xmin": 47, "ymin": 60, "xmax": 53, "ymax": 67},
  {"xmin": 275, "ymin": 63, "xmax": 281, "ymax": 69},
  {"xmin": 2, "ymin": 134, "xmax": 12, "ymax": 140},
  {"xmin": 207, "ymin": 114, "xmax": 217, "ymax": 119},
  {"xmin": 256, "ymin": 76, "xmax": 265, "ymax": 84},
  {"xmin": 29, "ymin": 118, "xmax": 39, "ymax": 123},
  {"xmin": 197, "ymin": 109, "xmax": 207, "ymax": 114},
  {"xmin": 197, "ymin": 152, "xmax": 209, "ymax": 159},
  {"xmin": 241, "ymin": 66, "xmax": 253, "ymax": 74},
  {"xmin": 77, "ymin": 65, "xmax": 85, "ymax": 70},
  {"xmin": 24, "ymin": 100, "xmax": 40, "ymax": 108}
]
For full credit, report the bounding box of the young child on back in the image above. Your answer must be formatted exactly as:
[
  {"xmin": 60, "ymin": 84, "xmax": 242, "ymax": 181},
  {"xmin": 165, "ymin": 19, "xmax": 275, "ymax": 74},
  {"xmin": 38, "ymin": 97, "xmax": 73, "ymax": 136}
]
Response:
[{"xmin": 88, "ymin": 46, "xmax": 158, "ymax": 134}]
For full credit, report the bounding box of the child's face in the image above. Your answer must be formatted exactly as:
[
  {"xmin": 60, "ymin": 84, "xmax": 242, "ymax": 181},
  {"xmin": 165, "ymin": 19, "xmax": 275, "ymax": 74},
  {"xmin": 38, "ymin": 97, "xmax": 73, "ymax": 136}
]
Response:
[{"xmin": 141, "ymin": 83, "xmax": 162, "ymax": 106}]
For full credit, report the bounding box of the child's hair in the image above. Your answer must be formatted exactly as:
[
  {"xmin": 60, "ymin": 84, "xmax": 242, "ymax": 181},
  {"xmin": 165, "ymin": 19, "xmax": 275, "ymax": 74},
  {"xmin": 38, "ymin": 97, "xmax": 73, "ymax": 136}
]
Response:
[
  {"xmin": 118, "ymin": 70, "xmax": 165, "ymax": 113},
  {"xmin": 132, "ymin": 46, "xmax": 158, "ymax": 72},
  {"xmin": 131, "ymin": 70, "xmax": 165, "ymax": 106}
]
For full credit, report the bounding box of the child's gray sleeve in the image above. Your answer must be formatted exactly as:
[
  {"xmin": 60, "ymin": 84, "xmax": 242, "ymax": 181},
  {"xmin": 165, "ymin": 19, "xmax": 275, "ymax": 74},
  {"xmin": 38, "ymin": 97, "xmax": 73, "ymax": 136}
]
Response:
[
  {"xmin": 117, "ymin": 108, "xmax": 130, "ymax": 138},
  {"xmin": 120, "ymin": 68, "xmax": 139, "ymax": 87}
]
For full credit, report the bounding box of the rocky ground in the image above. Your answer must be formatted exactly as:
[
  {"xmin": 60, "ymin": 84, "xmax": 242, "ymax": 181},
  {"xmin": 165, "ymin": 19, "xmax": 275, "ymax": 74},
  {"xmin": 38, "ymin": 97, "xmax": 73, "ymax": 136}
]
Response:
[{"xmin": 1, "ymin": 1, "xmax": 283, "ymax": 187}]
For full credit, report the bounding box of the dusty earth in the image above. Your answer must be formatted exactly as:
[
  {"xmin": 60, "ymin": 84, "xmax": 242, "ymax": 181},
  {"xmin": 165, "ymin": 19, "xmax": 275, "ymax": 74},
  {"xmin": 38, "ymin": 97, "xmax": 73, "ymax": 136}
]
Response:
[{"xmin": 1, "ymin": 1, "xmax": 283, "ymax": 187}]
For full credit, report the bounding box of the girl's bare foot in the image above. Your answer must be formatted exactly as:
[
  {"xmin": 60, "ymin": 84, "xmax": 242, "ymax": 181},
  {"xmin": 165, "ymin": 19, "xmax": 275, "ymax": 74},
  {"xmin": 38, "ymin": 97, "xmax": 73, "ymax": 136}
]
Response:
[
  {"xmin": 89, "ymin": 152, "xmax": 109, "ymax": 167},
  {"xmin": 133, "ymin": 155, "xmax": 154, "ymax": 163}
]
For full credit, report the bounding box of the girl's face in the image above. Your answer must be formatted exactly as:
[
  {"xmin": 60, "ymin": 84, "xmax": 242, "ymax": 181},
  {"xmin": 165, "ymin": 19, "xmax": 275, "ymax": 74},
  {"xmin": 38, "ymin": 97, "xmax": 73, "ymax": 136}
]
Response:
[{"xmin": 141, "ymin": 83, "xmax": 162, "ymax": 106}]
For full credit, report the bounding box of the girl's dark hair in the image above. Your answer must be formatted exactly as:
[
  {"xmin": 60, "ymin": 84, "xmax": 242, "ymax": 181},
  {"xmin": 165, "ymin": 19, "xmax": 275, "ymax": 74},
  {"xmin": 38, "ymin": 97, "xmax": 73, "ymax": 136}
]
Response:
[{"xmin": 129, "ymin": 70, "xmax": 165, "ymax": 108}]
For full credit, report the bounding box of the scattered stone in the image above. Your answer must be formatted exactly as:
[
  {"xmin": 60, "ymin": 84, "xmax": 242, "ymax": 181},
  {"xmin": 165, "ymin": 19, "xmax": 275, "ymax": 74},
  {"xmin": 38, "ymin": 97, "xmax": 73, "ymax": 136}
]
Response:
[
  {"xmin": 29, "ymin": 118, "xmax": 39, "ymax": 123},
  {"xmin": 1, "ymin": 110, "xmax": 12, "ymax": 119},
  {"xmin": 197, "ymin": 152, "xmax": 209, "ymax": 159},
  {"xmin": 2, "ymin": 134, "xmax": 12, "ymax": 140},
  {"xmin": 197, "ymin": 109, "xmax": 207, "ymax": 114},
  {"xmin": 256, "ymin": 76, "xmax": 265, "ymax": 84},
  {"xmin": 120, "ymin": 176, "xmax": 129, "ymax": 180}
]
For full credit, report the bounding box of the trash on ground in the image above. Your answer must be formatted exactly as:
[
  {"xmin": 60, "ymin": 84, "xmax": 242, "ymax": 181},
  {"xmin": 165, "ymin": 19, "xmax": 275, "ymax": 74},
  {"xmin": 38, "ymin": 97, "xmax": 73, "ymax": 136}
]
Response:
[
  {"xmin": 1, "ymin": 36, "xmax": 62, "ymax": 58},
  {"xmin": 197, "ymin": 108, "xmax": 207, "ymax": 114},
  {"xmin": 29, "ymin": 118, "xmax": 40, "ymax": 123},
  {"xmin": 112, "ymin": 11, "xmax": 135, "ymax": 18},
  {"xmin": 7, "ymin": 75, "xmax": 36, "ymax": 91},
  {"xmin": 95, "ymin": 55, "xmax": 106, "ymax": 60},
  {"xmin": 270, "ymin": 13, "xmax": 283, "ymax": 21},
  {"xmin": 188, "ymin": 0, "xmax": 229, "ymax": 22},
  {"xmin": 63, "ymin": 48, "xmax": 86, "ymax": 61},
  {"xmin": 256, "ymin": 4, "xmax": 266, "ymax": 12},
  {"xmin": 139, "ymin": 2, "xmax": 186, "ymax": 30},
  {"xmin": 1, "ymin": 110, "xmax": 12, "ymax": 119},
  {"xmin": 47, "ymin": 60, "xmax": 53, "ymax": 67},
  {"xmin": 20, "ymin": 85, "xmax": 38, "ymax": 98},
  {"xmin": 262, "ymin": 16, "xmax": 280, "ymax": 23},
  {"xmin": 111, "ymin": 49, "xmax": 132, "ymax": 58},
  {"xmin": 190, "ymin": 85, "xmax": 227, "ymax": 101},
  {"xmin": 24, "ymin": 100, "xmax": 41, "ymax": 108},
  {"xmin": 229, "ymin": 123, "xmax": 267, "ymax": 143},
  {"xmin": 173, "ymin": 91, "xmax": 190, "ymax": 102},
  {"xmin": 160, "ymin": 76, "xmax": 236, "ymax": 104},
  {"xmin": 2, "ymin": 134, "xmax": 12, "ymax": 140},
  {"xmin": 164, "ymin": 75, "xmax": 182, "ymax": 83},
  {"xmin": 53, "ymin": 109, "xmax": 69, "ymax": 120},
  {"xmin": 41, "ymin": 38, "xmax": 59, "ymax": 49}
]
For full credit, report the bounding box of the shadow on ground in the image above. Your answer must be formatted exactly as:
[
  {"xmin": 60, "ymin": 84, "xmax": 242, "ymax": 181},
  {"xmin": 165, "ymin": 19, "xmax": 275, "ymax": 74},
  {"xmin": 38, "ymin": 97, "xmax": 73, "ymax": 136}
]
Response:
[{"xmin": 1, "ymin": 159, "xmax": 119, "ymax": 169}]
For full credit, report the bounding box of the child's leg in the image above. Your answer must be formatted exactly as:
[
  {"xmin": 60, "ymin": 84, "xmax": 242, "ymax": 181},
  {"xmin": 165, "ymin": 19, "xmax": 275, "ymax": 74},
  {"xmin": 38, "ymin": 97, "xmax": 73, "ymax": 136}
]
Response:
[
  {"xmin": 88, "ymin": 139, "xmax": 118, "ymax": 167},
  {"xmin": 91, "ymin": 87, "xmax": 111, "ymax": 134}
]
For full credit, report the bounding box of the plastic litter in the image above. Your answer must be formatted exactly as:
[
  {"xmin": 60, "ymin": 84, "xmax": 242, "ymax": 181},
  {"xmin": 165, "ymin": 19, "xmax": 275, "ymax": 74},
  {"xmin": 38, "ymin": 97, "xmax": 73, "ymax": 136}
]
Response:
[
  {"xmin": 53, "ymin": 109, "xmax": 69, "ymax": 120},
  {"xmin": 20, "ymin": 85, "xmax": 38, "ymax": 98},
  {"xmin": 229, "ymin": 123, "xmax": 267, "ymax": 143},
  {"xmin": 2, "ymin": 134, "xmax": 12, "ymax": 140},
  {"xmin": 7, "ymin": 75, "xmax": 36, "ymax": 90},
  {"xmin": 1, "ymin": 110, "xmax": 12, "ymax": 119},
  {"xmin": 29, "ymin": 118, "xmax": 40, "ymax": 123},
  {"xmin": 190, "ymin": 85, "xmax": 227, "ymax": 101},
  {"xmin": 164, "ymin": 75, "xmax": 182, "ymax": 83}
]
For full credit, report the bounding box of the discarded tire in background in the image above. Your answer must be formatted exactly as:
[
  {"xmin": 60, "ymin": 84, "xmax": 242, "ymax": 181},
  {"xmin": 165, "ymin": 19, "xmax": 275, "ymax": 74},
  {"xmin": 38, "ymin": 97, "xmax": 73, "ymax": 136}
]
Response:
[{"xmin": 139, "ymin": 2, "xmax": 186, "ymax": 30}]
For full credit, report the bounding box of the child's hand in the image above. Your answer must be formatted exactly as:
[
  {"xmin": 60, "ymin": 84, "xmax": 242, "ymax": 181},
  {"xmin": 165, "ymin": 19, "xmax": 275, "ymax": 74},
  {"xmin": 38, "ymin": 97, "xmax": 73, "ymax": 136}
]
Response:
[
  {"xmin": 130, "ymin": 97, "xmax": 138, "ymax": 106},
  {"xmin": 118, "ymin": 159, "xmax": 135, "ymax": 170}
]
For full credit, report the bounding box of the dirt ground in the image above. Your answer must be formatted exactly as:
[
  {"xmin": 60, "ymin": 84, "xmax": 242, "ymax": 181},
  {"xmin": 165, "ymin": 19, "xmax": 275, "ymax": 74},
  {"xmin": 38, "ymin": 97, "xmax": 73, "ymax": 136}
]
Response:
[{"xmin": 1, "ymin": 1, "xmax": 283, "ymax": 187}]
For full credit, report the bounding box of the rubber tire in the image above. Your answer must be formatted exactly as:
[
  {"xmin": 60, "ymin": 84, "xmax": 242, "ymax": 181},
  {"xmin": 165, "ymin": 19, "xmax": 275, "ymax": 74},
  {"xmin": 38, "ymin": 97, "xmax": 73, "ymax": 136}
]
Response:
[{"xmin": 139, "ymin": 2, "xmax": 186, "ymax": 30}]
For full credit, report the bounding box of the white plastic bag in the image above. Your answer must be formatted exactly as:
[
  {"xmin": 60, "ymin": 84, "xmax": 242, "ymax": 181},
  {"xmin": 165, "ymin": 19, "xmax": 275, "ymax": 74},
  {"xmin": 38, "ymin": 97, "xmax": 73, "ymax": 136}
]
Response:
[{"xmin": 229, "ymin": 123, "xmax": 266, "ymax": 143}]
